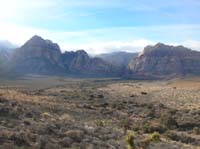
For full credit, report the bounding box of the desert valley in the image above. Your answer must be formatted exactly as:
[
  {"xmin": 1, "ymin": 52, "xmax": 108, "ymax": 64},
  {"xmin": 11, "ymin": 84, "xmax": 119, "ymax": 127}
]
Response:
[{"xmin": 0, "ymin": 35, "xmax": 200, "ymax": 149}]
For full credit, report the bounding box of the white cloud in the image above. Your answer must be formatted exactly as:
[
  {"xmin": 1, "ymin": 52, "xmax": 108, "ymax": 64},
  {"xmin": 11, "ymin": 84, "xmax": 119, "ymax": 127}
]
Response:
[
  {"xmin": 60, "ymin": 40, "xmax": 152, "ymax": 54},
  {"xmin": 0, "ymin": 23, "xmax": 87, "ymax": 46},
  {"xmin": 0, "ymin": 23, "xmax": 200, "ymax": 54},
  {"xmin": 182, "ymin": 40, "xmax": 200, "ymax": 51}
]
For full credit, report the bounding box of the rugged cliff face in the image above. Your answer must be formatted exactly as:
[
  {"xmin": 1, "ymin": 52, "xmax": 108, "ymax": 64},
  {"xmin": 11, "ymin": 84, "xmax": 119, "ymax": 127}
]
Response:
[
  {"xmin": 62, "ymin": 50, "xmax": 120, "ymax": 76},
  {"xmin": 11, "ymin": 35, "xmax": 65, "ymax": 74},
  {"xmin": 5, "ymin": 36, "xmax": 200, "ymax": 78},
  {"xmin": 128, "ymin": 43, "xmax": 200, "ymax": 76},
  {"xmin": 9, "ymin": 36, "xmax": 120, "ymax": 76}
]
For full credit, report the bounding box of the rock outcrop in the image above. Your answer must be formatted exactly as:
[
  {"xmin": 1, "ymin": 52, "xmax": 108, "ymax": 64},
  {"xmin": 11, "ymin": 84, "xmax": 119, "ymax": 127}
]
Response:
[
  {"xmin": 62, "ymin": 50, "xmax": 120, "ymax": 76},
  {"xmin": 128, "ymin": 43, "xmax": 200, "ymax": 76},
  {"xmin": 11, "ymin": 35, "xmax": 65, "ymax": 74}
]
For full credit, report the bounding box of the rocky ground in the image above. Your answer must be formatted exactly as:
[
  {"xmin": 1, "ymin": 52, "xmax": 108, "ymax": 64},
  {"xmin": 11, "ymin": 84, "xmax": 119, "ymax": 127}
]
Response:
[{"xmin": 0, "ymin": 76, "xmax": 200, "ymax": 149}]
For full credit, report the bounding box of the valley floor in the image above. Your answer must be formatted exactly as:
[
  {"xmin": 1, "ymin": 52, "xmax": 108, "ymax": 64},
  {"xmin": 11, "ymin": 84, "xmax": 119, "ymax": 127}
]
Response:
[{"xmin": 0, "ymin": 76, "xmax": 200, "ymax": 148}]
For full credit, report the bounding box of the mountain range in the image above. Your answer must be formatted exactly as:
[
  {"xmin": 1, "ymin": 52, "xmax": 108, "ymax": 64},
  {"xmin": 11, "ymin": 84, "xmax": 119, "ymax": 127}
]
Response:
[
  {"xmin": 0, "ymin": 35, "xmax": 200, "ymax": 78},
  {"xmin": 8, "ymin": 35, "xmax": 121, "ymax": 77}
]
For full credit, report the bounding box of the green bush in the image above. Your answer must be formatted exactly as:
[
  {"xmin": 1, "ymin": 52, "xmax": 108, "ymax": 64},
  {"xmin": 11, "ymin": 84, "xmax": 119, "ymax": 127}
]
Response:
[
  {"xmin": 125, "ymin": 131, "xmax": 135, "ymax": 149},
  {"xmin": 150, "ymin": 132, "xmax": 161, "ymax": 142}
]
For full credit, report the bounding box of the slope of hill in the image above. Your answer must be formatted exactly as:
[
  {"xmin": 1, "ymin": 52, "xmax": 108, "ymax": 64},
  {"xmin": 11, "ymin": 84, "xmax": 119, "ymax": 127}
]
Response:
[
  {"xmin": 0, "ymin": 41, "xmax": 17, "ymax": 76},
  {"xmin": 0, "ymin": 40, "xmax": 16, "ymax": 51},
  {"xmin": 0, "ymin": 40, "xmax": 16, "ymax": 63},
  {"xmin": 128, "ymin": 43, "xmax": 200, "ymax": 76}
]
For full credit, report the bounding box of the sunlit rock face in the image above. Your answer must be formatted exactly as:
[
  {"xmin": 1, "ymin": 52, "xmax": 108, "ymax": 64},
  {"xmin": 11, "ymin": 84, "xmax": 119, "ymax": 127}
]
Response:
[{"xmin": 128, "ymin": 43, "xmax": 200, "ymax": 76}]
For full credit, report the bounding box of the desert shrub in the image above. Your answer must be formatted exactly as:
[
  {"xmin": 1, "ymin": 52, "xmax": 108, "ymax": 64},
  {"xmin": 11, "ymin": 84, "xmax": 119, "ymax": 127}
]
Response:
[
  {"xmin": 130, "ymin": 94, "xmax": 136, "ymax": 97},
  {"xmin": 150, "ymin": 132, "xmax": 161, "ymax": 142},
  {"xmin": 95, "ymin": 120, "xmax": 106, "ymax": 127},
  {"xmin": 143, "ymin": 122, "xmax": 166, "ymax": 134},
  {"xmin": 42, "ymin": 112, "xmax": 52, "ymax": 118},
  {"xmin": 143, "ymin": 123, "xmax": 151, "ymax": 133},
  {"xmin": 97, "ymin": 94, "xmax": 104, "ymax": 98},
  {"xmin": 10, "ymin": 132, "xmax": 30, "ymax": 147},
  {"xmin": 147, "ymin": 108, "xmax": 155, "ymax": 118},
  {"xmin": 89, "ymin": 94, "xmax": 95, "ymax": 98},
  {"xmin": 165, "ymin": 131, "xmax": 196, "ymax": 144},
  {"xmin": 120, "ymin": 119, "xmax": 131, "ymax": 134},
  {"xmin": 125, "ymin": 131, "xmax": 135, "ymax": 149},
  {"xmin": 140, "ymin": 138, "xmax": 151, "ymax": 149},
  {"xmin": 193, "ymin": 127, "xmax": 200, "ymax": 135},
  {"xmin": 160, "ymin": 113, "xmax": 177, "ymax": 129},
  {"xmin": 132, "ymin": 125, "xmax": 141, "ymax": 132},
  {"xmin": 60, "ymin": 137, "xmax": 73, "ymax": 147},
  {"xmin": 157, "ymin": 103, "xmax": 165, "ymax": 108},
  {"xmin": 45, "ymin": 142, "xmax": 60, "ymax": 149},
  {"xmin": 64, "ymin": 130, "xmax": 84, "ymax": 142},
  {"xmin": 141, "ymin": 92, "xmax": 147, "ymax": 95}
]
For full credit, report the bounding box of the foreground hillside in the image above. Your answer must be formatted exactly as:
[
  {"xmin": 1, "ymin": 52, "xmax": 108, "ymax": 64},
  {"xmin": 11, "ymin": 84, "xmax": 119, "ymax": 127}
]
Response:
[{"xmin": 0, "ymin": 76, "xmax": 200, "ymax": 148}]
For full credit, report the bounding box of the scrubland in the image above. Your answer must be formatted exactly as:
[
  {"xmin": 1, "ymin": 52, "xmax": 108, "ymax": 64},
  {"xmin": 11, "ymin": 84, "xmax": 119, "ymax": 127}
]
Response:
[{"xmin": 0, "ymin": 76, "xmax": 200, "ymax": 148}]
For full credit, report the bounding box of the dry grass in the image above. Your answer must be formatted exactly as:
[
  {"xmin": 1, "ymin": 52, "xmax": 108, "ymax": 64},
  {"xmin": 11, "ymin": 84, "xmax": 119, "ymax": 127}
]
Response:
[
  {"xmin": 99, "ymin": 79, "xmax": 200, "ymax": 110},
  {"xmin": 0, "ymin": 76, "xmax": 199, "ymax": 148}
]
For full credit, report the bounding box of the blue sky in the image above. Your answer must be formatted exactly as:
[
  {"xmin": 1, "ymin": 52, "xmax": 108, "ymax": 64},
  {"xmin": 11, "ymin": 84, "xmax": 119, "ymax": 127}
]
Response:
[{"xmin": 0, "ymin": 0, "xmax": 200, "ymax": 54}]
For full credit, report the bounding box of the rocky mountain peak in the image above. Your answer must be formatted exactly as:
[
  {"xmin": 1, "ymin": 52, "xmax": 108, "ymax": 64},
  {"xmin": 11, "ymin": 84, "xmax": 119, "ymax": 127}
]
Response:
[
  {"xmin": 128, "ymin": 43, "xmax": 200, "ymax": 76},
  {"xmin": 23, "ymin": 35, "xmax": 61, "ymax": 52}
]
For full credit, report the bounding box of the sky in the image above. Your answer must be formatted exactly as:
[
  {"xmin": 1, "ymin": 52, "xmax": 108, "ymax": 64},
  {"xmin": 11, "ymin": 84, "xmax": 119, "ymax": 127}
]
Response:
[{"xmin": 0, "ymin": 0, "xmax": 200, "ymax": 54}]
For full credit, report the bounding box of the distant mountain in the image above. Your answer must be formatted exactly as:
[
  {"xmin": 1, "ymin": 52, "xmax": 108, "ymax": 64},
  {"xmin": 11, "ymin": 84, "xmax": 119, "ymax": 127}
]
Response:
[
  {"xmin": 97, "ymin": 51, "xmax": 138, "ymax": 67},
  {"xmin": 128, "ymin": 43, "xmax": 200, "ymax": 76},
  {"xmin": 0, "ymin": 40, "xmax": 16, "ymax": 61},
  {"xmin": 3, "ymin": 36, "xmax": 200, "ymax": 78},
  {"xmin": 9, "ymin": 35, "xmax": 120, "ymax": 76},
  {"xmin": 62, "ymin": 50, "xmax": 121, "ymax": 76},
  {"xmin": 0, "ymin": 40, "xmax": 16, "ymax": 66},
  {"xmin": 0, "ymin": 50, "xmax": 9, "ymax": 64},
  {"xmin": 11, "ymin": 35, "xmax": 65, "ymax": 74},
  {"xmin": 0, "ymin": 40, "xmax": 16, "ymax": 51}
]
